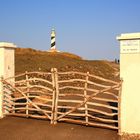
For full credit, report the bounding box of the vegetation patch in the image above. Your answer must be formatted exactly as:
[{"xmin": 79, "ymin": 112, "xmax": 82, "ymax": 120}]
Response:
[{"xmin": 15, "ymin": 48, "xmax": 119, "ymax": 81}]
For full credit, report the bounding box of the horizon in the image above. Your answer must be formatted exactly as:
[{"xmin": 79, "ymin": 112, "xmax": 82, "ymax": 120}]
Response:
[{"xmin": 0, "ymin": 0, "xmax": 140, "ymax": 60}]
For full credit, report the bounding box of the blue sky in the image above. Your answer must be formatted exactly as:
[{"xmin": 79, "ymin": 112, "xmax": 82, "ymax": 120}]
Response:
[{"xmin": 0, "ymin": 0, "xmax": 140, "ymax": 60}]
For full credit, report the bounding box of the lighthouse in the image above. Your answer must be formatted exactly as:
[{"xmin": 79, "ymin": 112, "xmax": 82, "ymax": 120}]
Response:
[
  {"xmin": 51, "ymin": 29, "xmax": 56, "ymax": 50},
  {"xmin": 49, "ymin": 29, "xmax": 59, "ymax": 52}
]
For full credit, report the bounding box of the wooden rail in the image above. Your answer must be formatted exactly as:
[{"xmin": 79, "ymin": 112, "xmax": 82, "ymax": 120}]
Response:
[{"xmin": 1, "ymin": 68, "xmax": 122, "ymax": 130}]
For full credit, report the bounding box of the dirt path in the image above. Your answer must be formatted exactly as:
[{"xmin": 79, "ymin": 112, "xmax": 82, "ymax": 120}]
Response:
[{"xmin": 0, "ymin": 117, "xmax": 118, "ymax": 140}]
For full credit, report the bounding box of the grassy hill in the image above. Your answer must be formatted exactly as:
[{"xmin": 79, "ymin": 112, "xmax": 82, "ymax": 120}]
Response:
[{"xmin": 15, "ymin": 48, "xmax": 119, "ymax": 81}]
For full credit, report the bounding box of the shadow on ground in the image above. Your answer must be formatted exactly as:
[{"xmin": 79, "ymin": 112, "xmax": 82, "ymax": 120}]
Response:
[{"xmin": 0, "ymin": 117, "xmax": 118, "ymax": 140}]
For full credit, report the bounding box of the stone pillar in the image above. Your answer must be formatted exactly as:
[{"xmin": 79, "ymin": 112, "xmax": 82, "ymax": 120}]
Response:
[
  {"xmin": 0, "ymin": 42, "xmax": 16, "ymax": 118},
  {"xmin": 117, "ymin": 33, "xmax": 140, "ymax": 136}
]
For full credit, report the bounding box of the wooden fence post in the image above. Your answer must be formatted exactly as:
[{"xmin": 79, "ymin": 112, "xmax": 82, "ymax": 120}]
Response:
[
  {"xmin": 51, "ymin": 68, "xmax": 59, "ymax": 124},
  {"xmin": 84, "ymin": 72, "xmax": 89, "ymax": 125},
  {"xmin": 51, "ymin": 68, "xmax": 55, "ymax": 124},
  {"xmin": 0, "ymin": 76, "xmax": 4, "ymax": 118},
  {"xmin": 25, "ymin": 71, "xmax": 29, "ymax": 117},
  {"xmin": 54, "ymin": 68, "xmax": 59, "ymax": 124}
]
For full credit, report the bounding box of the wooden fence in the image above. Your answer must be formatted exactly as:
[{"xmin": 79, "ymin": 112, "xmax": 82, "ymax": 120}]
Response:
[{"xmin": 1, "ymin": 68, "xmax": 122, "ymax": 130}]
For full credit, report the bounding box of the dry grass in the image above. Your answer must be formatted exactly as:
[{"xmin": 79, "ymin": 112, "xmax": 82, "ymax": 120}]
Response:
[
  {"xmin": 121, "ymin": 133, "xmax": 140, "ymax": 140},
  {"xmin": 15, "ymin": 48, "xmax": 119, "ymax": 81}
]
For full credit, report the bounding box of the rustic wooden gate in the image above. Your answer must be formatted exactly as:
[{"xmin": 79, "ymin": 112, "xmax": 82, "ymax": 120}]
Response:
[{"xmin": 1, "ymin": 68, "xmax": 122, "ymax": 130}]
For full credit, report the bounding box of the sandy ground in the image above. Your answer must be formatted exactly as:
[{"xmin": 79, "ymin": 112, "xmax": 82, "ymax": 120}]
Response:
[{"xmin": 0, "ymin": 117, "xmax": 118, "ymax": 140}]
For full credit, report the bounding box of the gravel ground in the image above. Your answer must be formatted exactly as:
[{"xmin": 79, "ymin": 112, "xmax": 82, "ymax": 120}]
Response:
[
  {"xmin": 121, "ymin": 133, "xmax": 140, "ymax": 140},
  {"xmin": 0, "ymin": 117, "xmax": 118, "ymax": 140}
]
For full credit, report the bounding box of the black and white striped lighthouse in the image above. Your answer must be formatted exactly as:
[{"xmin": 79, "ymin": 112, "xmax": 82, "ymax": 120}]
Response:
[
  {"xmin": 50, "ymin": 28, "xmax": 56, "ymax": 51},
  {"xmin": 48, "ymin": 28, "xmax": 59, "ymax": 52}
]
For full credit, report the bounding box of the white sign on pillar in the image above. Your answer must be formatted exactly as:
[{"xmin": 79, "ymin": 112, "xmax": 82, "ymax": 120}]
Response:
[
  {"xmin": 0, "ymin": 42, "xmax": 16, "ymax": 118},
  {"xmin": 117, "ymin": 33, "xmax": 140, "ymax": 135}
]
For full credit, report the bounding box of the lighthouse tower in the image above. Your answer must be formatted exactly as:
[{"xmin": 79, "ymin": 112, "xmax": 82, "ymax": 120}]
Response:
[
  {"xmin": 49, "ymin": 29, "xmax": 59, "ymax": 52},
  {"xmin": 51, "ymin": 29, "xmax": 56, "ymax": 50}
]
